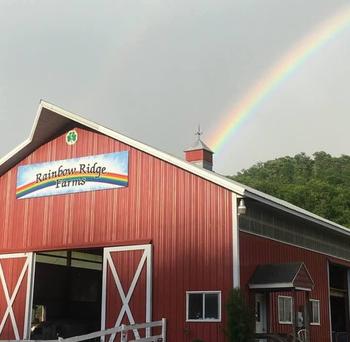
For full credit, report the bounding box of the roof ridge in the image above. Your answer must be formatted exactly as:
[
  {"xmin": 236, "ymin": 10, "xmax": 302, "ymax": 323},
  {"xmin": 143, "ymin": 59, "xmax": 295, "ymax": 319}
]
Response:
[{"xmin": 1, "ymin": 100, "xmax": 349, "ymax": 239}]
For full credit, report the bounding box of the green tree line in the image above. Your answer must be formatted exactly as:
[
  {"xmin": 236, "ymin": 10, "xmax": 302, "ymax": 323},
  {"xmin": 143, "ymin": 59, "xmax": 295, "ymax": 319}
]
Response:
[{"xmin": 229, "ymin": 152, "xmax": 350, "ymax": 227}]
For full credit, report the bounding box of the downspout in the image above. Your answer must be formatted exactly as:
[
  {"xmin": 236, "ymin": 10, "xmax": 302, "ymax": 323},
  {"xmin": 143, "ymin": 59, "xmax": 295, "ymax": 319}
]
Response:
[
  {"xmin": 327, "ymin": 261, "xmax": 332, "ymax": 342},
  {"xmin": 232, "ymin": 193, "xmax": 240, "ymax": 288}
]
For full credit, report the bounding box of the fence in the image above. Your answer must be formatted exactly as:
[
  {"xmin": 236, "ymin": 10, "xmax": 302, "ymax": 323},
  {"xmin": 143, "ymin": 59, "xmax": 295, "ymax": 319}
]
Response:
[{"xmin": 4, "ymin": 319, "xmax": 166, "ymax": 342}]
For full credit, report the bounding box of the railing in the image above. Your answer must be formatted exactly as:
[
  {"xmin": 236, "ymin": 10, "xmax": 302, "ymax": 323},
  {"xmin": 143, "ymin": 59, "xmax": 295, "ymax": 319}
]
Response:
[
  {"xmin": 4, "ymin": 319, "xmax": 166, "ymax": 342},
  {"xmin": 117, "ymin": 320, "xmax": 166, "ymax": 342}
]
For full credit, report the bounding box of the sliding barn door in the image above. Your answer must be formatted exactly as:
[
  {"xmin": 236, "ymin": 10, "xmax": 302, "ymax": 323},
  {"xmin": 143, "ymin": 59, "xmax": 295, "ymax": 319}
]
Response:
[
  {"xmin": 101, "ymin": 245, "xmax": 152, "ymax": 341},
  {"xmin": 0, "ymin": 253, "xmax": 34, "ymax": 340}
]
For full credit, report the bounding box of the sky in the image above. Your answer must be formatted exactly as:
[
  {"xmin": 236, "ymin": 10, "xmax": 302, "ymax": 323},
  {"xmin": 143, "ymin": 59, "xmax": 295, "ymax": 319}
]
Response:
[{"xmin": 0, "ymin": 0, "xmax": 350, "ymax": 175}]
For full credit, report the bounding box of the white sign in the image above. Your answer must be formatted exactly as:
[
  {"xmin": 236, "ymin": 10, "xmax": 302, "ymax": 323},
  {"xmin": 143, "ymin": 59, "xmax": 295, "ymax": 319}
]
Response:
[{"xmin": 16, "ymin": 151, "xmax": 129, "ymax": 199}]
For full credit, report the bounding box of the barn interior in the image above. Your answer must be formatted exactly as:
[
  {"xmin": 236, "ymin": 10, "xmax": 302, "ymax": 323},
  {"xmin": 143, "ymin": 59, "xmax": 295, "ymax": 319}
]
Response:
[
  {"xmin": 329, "ymin": 263, "xmax": 349, "ymax": 338},
  {"xmin": 30, "ymin": 249, "xmax": 103, "ymax": 339}
]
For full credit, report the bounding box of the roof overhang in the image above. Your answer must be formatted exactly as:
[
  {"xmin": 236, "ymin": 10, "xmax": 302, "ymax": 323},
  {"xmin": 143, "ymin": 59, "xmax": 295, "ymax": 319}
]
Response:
[
  {"xmin": 0, "ymin": 101, "xmax": 245, "ymax": 197},
  {"xmin": 1, "ymin": 100, "xmax": 350, "ymax": 239},
  {"xmin": 249, "ymin": 262, "xmax": 314, "ymax": 292}
]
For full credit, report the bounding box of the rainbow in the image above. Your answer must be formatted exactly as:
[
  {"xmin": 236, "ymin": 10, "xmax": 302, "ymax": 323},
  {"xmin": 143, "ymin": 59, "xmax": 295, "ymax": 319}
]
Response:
[
  {"xmin": 16, "ymin": 172, "xmax": 128, "ymax": 199},
  {"xmin": 209, "ymin": 5, "xmax": 350, "ymax": 152}
]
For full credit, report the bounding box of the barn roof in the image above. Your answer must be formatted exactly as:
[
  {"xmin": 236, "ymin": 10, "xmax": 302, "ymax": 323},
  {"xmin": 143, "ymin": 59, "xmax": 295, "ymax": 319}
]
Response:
[
  {"xmin": 1, "ymin": 100, "xmax": 350, "ymax": 238},
  {"xmin": 249, "ymin": 262, "xmax": 314, "ymax": 291},
  {"xmin": 184, "ymin": 137, "xmax": 213, "ymax": 153}
]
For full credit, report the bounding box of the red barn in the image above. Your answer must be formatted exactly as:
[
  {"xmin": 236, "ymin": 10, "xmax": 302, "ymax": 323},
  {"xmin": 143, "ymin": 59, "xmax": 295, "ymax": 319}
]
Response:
[{"xmin": 0, "ymin": 101, "xmax": 349, "ymax": 341}]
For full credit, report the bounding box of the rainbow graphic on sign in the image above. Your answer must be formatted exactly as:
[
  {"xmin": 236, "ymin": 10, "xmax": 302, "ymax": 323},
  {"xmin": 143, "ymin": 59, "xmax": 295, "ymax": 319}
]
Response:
[
  {"xmin": 16, "ymin": 151, "xmax": 129, "ymax": 199},
  {"xmin": 208, "ymin": 4, "xmax": 350, "ymax": 152}
]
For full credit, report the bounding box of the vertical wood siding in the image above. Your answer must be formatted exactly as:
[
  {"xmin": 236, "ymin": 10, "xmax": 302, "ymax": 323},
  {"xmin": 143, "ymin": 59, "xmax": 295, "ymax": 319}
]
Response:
[
  {"xmin": 0, "ymin": 127, "xmax": 233, "ymax": 341},
  {"xmin": 240, "ymin": 231, "xmax": 350, "ymax": 342},
  {"xmin": 106, "ymin": 249, "xmax": 147, "ymax": 340},
  {"xmin": 0, "ymin": 257, "xmax": 28, "ymax": 339}
]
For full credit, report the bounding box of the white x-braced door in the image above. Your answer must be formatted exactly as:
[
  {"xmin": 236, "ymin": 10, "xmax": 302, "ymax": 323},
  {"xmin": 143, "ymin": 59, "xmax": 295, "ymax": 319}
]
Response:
[
  {"xmin": 101, "ymin": 244, "xmax": 152, "ymax": 341},
  {"xmin": 0, "ymin": 252, "xmax": 34, "ymax": 340}
]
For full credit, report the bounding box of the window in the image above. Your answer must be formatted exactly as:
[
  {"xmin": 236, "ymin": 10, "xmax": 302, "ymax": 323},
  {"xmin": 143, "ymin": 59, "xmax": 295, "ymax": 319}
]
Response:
[
  {"xmin": 310, "ymin": 299, "xmax": 320, "ymax": 325},
  {"xmin": 186, "ymin": 291, "xmax": 221, "ymax": 322},
  {"xmin": 278, "ymin": 296, "xmax": 293, "ymax": 324}
]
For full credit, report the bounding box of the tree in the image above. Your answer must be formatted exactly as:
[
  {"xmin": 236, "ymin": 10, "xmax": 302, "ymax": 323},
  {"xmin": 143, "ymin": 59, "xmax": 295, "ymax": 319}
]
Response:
[
  {"xmin": 226, "ymin": 288, "xmax": 255, "ymax": 342},
  {"xmin": 229, "ymin": 152, "xmax": 350, "ymax": 227}
]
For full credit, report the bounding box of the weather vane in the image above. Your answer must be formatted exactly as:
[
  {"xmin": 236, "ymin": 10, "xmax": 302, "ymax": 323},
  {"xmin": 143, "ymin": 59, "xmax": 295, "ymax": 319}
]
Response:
[{"xmin": 195, "ymin": 124, "xmax": 203, "ymax": 140}]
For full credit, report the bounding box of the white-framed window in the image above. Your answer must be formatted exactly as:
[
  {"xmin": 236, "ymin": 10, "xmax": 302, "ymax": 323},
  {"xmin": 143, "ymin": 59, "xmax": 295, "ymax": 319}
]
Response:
[
  {"xmin": 310, "ymin": 299, "xmax": 320, "ymax": 325},
  {"xmin": 278, "ymin": 296, "xmax": 293, "ymax": 324},
  {"xmin": 186, "ymin": 291, "xmax": 221, "ymax": 322}
]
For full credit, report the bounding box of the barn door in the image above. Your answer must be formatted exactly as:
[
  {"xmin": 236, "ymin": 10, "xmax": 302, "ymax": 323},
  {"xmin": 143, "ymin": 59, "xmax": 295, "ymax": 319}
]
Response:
[
  {"xmin": 101, "ymin": 244, "xmax": 152, "ymax": 341},
  {"xmin": 0, "ymin": 253, "xmax": 34, "ymax": 340}
]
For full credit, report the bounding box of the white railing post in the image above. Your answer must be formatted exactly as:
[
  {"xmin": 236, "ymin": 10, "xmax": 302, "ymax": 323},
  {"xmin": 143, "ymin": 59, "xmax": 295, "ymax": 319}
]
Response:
[
  {"xmin": 161, "ymin": 318, "xmax": 166, "ymax": 342},
  {"xmin": 120, "ymin": 324, "xmax": 127, "ymax": 342},
  {"xmin": 14, "ymin": 319, "xmax": 166, "ymax": 342}
]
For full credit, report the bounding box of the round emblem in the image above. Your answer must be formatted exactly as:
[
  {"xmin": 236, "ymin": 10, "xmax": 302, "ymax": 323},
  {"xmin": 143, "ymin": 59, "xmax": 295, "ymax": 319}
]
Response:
[{"xmin": 66, "ymin": 130, "xmax": 78, "ymax": 145}]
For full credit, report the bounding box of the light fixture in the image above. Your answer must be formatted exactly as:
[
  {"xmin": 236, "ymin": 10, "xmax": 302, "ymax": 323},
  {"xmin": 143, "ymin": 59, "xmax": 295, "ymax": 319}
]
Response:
[{"xmin": 237, "ymin": 198, "xmax": 247, "ymax": 215}]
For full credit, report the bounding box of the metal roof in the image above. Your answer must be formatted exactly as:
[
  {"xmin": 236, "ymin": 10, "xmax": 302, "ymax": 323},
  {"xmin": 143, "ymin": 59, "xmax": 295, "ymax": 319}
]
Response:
[
  {"xmin": 249, "ymin": 262, "xmax": 314, "ymax": 290},
  {"xmin": 1, "ymin": 100, "xmax": 350, "ymax": 238},
  {"xmin": 184, "ymin": 137, "xmax": 213, "ymax": 153}
]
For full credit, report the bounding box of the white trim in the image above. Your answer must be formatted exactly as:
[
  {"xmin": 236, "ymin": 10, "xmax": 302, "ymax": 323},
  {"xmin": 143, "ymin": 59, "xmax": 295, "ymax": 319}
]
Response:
[
  {"xmin": 0, "ymin": 253, "xmax": 32, "ymax": 259},
  {"xmin": 23, "ymin": 253, "xmax": 35, "ymax": 339},
  {"xmin": 291, "ymin": 263, "xmax": 314, "ymax": 290},
  {"xmin": 101, "ymin": 247, "xmax": 108, "ymax": 342},
  {"xmin": 0, "ymin": 101, "xmax": 244, "ymax": 195},
  {"xmin": 278, "ymin": 296, "xmax": 293, "ymax": 325},
  {"xmin": 294, "ymin": 287, "xmax": 312, "ymax": 292},
  {"xmin": 101, "ymin": 244, "xmax": 152, "ymax": 341},
  {"xmin": 2, "ymin": 100, "xmax": 350, "ymax": 241},
  {"xmin": 104, "ymin": 244, "xmax": 151, "ymax": 252},
  {"xmin": 185, "ymin": 291, "xmax": 221, "ymax": 322},
  {"xmin": 250, "ymin": 282, "xmax": 294, "ymax": 289},
  {"xmin": 145, "ymin": 245, "xmax": 152, "ymax": 337},
  {"xmin": 250, "ymin": 284, "xmax": 312, "ymax": 291},
  {"xmin": 309, "ymin": 299, "xmax": 320, "ymax": 325},
  {"xmin": 255, "ymin": 293, "xmax": 267, "ymax": 334},
  {"xmin": 327, "ymin": 262, "xmax": 332, "ymax": 342},
  {"xmin": 292, "ymin": 263, "xmax": 303, "ymax": 284},
  {"xmin": 232, "ymin": 194, "xmax": 240, "ymax": 288},
  {"xmin": 0, "ymin": 253, "xmax": 32, "ymax": 340},
  {"xmin": 293, "ymin": 262, "xmax": 315, "ymax": 291}
]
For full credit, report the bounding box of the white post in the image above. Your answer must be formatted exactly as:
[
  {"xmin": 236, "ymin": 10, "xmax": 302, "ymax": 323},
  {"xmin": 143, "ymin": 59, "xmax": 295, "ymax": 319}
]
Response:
[
  {"xmin": 24, "ymin": 253, "xmax": 35, "ymax": 340},
  {"xmin": 327, "ymin": 262, "xmax": 332, "ymax": 342},
  {"xmin": 146, "ymin": 245, "xmax": 152, "ymax": 338},
  {"xmin": 161, "ymin": 318, "xmax": 166, "ymax": 342},
  {"xmin": 232, "ymin": 193, "xmax": 240, "ymax": 288},
  {"xmin": 101, "ymin": 248, "xmax": 108, "ymax": 342},
  {"xmin": 120, "ymin": 324, "xmax": 127, "ymax": 342}
]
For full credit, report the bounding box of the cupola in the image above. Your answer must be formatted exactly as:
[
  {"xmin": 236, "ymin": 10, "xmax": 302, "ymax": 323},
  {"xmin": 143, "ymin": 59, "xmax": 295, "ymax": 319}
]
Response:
[{"xmin": 184, "ymin": 127, "xmax": 214, "ymax": 171}]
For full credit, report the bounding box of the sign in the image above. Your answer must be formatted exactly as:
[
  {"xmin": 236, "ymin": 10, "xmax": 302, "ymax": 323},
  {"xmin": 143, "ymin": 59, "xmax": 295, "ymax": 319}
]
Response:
[
  {"xmin": 16, "ymin": 151, "xmax": 128, "ymax": 199},
  {"xmin": 66, "ymin": 130, "xmax": 78, "ymax": 145}
]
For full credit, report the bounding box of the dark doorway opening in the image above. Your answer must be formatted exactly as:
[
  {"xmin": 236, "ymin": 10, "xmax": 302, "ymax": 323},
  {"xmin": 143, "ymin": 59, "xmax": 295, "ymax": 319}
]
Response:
[
  {"xmin": 329, "ymin": 263, "xmax": 349, "ymax": 341},
  {"xmin": 30, "ymin": 249, "xmax": 103, "ymax": 339}
]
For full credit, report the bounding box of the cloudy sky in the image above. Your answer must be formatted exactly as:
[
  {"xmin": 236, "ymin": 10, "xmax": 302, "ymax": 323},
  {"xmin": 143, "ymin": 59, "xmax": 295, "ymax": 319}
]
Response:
[{"xmin": 0, "ymin": 0, "xmax": 350, "ymax": 174}]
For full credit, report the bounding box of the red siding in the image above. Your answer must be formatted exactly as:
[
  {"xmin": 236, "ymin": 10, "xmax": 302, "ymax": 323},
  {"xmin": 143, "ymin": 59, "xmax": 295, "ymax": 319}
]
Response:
[
  {"xmin": 0, "ymin": 127, "xmax": 233, "ymax": 341},
  {"xmin": 185, "ymin": 149, "xmax": 213, "ymax": 163},
  {"xmin": 106, "ymin": 249, "xmax": 147, "ymax": 340},
  {"xmin": 0, "ymin": 257, "xmax": 28, "ymax": 339},
  {"xmin": 240, "ymin": 231, "xmax": 350, "ymax": 342},
  {"xmin": 294, "ymin": 264, "xmax": 314, "ymax": 289}
]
